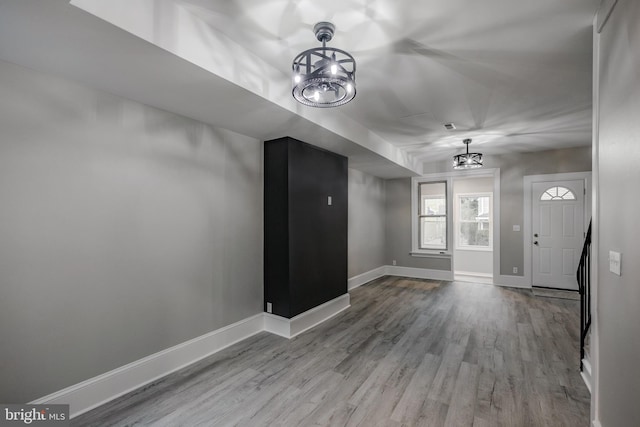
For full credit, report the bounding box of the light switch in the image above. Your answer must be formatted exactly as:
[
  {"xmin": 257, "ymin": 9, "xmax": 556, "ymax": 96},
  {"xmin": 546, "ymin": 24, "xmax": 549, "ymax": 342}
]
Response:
[
  {"xmin": 609, "ymin": 251, "xmax": 621, "ymax": 276},
  {"xmin": 327, "ymin": 196, "xmax": 332, "ymax": 206},
  {"xmin": 513, "ymin": 225, "xmax": 521, "ymax": 232}
]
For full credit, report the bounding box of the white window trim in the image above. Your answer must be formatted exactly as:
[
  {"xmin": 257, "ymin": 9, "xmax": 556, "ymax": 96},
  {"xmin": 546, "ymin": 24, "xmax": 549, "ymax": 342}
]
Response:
[
  {"xmin": 455, "ymin": 192, "xmax": 493, "ymax": 251},
  {"xmin": 411, "ymin": 177, "xmax": 453, "ymax": 256}
]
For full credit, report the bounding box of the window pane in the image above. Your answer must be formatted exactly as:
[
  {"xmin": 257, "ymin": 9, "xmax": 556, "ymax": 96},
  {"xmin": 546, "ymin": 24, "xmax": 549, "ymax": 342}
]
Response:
[
  {"xmin": 458, "ymin": 194, "xmax": 491, "ymax": 248},
  {"xmin": 540, "ymin": 186, "xmax": 576, "ymax": 201},
  {"xmin": 460, "ymin": 196, "xmax": 490, "ymax": 220},
  {"xmin": 460, "ymin": 221, "xmax": 490, "ymax": 247},
  {"xmin": 420, "ymin": 217, "xmax": 446, "ymax": 249},
  {"xmin": 424, "ymin": 197, "xmax": 446, "ymax": 215},
  {"xmin": 460, "ymin": 197, "xmax": 478, "ymax": 221},
  {"xmin": 477, "ymin": 196, "xmax": 490, "ymax": 218},
  {"xmin": 419, "ymin": 182, "xmax": 446, "ymax": 215}
]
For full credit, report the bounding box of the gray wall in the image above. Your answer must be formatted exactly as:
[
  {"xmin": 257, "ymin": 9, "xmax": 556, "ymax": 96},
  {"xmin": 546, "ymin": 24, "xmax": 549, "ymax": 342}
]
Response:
[
  {"xmin": 422, "ymin": 146, "xmax": 591, "ymax": 275},
  {"xmin": 0, "ymin": 60, "xmax": 263, "ymax": 402},
  {"xmin": 348, "ymin": 168, "xmax": 386, "ymax": 277},
  {"xmin": 595, "ymin": 0, "xmax": 640, "ymax": 424},
  {"xmin": 385, "ymin": 179, "xmax": 452, "ymax": 270}
]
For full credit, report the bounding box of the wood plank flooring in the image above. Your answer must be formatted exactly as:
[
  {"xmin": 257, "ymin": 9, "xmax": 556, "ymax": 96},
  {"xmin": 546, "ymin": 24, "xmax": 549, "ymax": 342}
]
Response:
[{"xmin": 72, "ymin": 277, "xmax": 590, "ymax": 426}]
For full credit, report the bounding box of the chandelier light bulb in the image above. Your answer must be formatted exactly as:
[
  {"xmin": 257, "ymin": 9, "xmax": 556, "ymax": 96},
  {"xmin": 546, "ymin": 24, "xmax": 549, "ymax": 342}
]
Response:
[{"xmin": 293, "ymin": 64, "xmax": 301, "ymax": 83}]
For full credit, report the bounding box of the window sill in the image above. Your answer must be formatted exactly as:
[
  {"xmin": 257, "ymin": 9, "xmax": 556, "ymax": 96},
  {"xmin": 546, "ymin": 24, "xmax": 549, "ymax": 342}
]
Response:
[
  {"xmin": 455, "ymin": 246, "xmax": 493, "ymax": 252},
  {"xmin": 410, "ymin": 251, "xmax": 451, "ymax": 259}
]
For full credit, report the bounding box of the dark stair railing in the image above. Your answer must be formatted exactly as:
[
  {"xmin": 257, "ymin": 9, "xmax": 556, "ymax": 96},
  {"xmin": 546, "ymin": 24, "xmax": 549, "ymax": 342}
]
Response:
[{"xmin": 576, "ymin": 220, "xmax": 592, "ymax": 371}]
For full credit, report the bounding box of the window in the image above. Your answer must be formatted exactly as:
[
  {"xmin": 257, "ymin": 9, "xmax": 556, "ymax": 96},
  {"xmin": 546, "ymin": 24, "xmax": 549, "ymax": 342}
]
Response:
[
  {"xmin": 412, "ymin": 172, "xmax": 497, "ymax": 258},
  {"xmin": 540, "ymin": 186, "xmax": 576, "ymax": 200},
  {"xmin": 457, "ymin": 193, "xmax": 492, "ymax": 249},
  {"xmin": 418, "ymin": 182, "xmax": 447, "ymax": 250}
]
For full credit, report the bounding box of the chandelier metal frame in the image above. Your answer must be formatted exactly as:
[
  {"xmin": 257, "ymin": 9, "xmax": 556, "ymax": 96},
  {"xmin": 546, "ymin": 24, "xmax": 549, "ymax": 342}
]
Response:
[
  {"xmin": 453, "ymin": 138, "xmax": 483, "ymax": 169},
  {"xmin": 291, "ymin": 22, "xmax": 356, "ymax": 108}
]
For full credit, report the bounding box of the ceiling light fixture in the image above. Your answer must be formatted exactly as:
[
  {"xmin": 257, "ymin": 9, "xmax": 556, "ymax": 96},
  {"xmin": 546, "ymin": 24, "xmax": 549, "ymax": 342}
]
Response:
[
  {"xmin": 453, "ymin": 138, "xmax": 483, "ymax": 169},
  {"xmin": 292, "ymin": 22, "xmax": 356, "ymax": 108}
]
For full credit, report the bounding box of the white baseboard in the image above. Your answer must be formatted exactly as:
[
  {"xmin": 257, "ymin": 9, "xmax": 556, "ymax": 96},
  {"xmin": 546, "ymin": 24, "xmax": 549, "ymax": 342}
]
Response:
[
  {"xmin": 493, "ymin": 274, "xmax": 531, "ymax": 289},
  {"xmin": 30, "ymin": 314, "xmax": 264, "ymax": 418},
  {"xmin": 263, "ymin": 312, "xmax": 291, "ymax": 338},
  {"xmin": 454, "ymin": 271, "xmax": 494, "ymax": 284},
  {"xmin": 349, "ymin": 267, "xmax": 529, "ymax": 290},
  {"xmin": 593, "ymin": 421, "xmax": 602, "ymax": 427},
  {"xmin": 385, "ymin": 265, "xmax": 454, "ymax": 281},
  {"xmin": 26, "ymin": 268, "xmax": 532, "ymax": 419},
  {"xmin": 581, "ymin": 358, "xmax": 592, "ymax": 394},
  {"xmin": 31, "ymin": 291, "xmax": 353, "ymax": 419},
  {"xmin": 264, "ymin": 293, "xmax": 350, "ymax": 339},
  {"xmin": 348, "ymin": 266, "xmax": 386, "ymax": 290}
]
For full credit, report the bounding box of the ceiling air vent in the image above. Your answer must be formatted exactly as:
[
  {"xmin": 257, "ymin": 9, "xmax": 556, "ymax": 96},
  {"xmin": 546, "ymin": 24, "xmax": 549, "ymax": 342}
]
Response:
[{"xmin": 444, "ymin": 123, "xmax": 456, "ymax": 130}]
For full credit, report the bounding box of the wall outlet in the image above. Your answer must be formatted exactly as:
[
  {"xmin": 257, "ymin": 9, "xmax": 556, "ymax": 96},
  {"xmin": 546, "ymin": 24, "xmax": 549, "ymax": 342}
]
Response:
[
  {"xmin": 392, "ymin": 260, "xmax": 397, "ymax": 266},
  {"xmin": 513, "ymin": 267, "xmax": 518, "ymax": 274},
  {"xmin": 266, "ymin": 302, "xmax": 272, "ymax": 313},
  {"xmin": 513, "ymin": 225, "xmax": 521, "ymax": 232}
]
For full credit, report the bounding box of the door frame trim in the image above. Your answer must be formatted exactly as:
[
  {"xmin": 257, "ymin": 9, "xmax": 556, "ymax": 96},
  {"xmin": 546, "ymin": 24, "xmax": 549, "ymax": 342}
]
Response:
[{"xmin": 523, "ymin": 172, "xmax": 592, "ymax": 287}]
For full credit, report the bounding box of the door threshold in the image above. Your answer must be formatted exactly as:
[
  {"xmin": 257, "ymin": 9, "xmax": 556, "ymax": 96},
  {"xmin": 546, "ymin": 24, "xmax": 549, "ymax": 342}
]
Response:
[
  {"xmin": 532, "ymin": 285, "xmax": 579, "ymax": 292},
  {"xmin": 532, "ymin": 287, "xmax": 580, "ymax": 300}
]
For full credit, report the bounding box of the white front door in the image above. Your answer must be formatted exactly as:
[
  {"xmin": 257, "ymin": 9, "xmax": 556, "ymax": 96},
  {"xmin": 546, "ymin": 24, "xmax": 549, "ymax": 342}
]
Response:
[{"xmin": 532, "ymin": 180, "xmax": 585, "ymax": 290}]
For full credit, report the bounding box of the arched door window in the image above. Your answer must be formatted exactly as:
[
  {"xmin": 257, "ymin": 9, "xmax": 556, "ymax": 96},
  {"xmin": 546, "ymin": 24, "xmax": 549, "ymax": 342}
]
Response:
[{"xmin": 540, "ymin": 186, "xmax": 576, "ymax": 201}]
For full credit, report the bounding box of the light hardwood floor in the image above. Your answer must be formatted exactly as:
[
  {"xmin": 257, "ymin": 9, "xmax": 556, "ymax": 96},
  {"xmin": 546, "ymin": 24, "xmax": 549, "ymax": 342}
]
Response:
[{"xmin": 73, "ymin": 277, "xmax": 590, "ymax": 426}]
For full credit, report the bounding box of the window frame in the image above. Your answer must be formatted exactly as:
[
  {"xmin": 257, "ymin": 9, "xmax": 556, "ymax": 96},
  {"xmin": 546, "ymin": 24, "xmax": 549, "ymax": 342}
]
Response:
[
  {"xmin": 455, "ymin": 192, "xmax": 493, "ymax": 251},
  {"xmin": 418, "ymin": 181, "xmax": 448, "ymax": 251},
  {"xmin": 411, "ymin": 178, "xmax": 453, "ymax": 256}
]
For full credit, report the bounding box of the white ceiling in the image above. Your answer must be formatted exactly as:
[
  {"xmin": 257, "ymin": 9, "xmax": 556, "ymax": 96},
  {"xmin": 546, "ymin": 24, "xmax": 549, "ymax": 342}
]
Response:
[
  {"xmin": 182, "ymin": 0, "xmax": 599, "ymax": 161},
  {"xmin": 0, "ymin": 0, "xmax": 599, "ymax": 176}
]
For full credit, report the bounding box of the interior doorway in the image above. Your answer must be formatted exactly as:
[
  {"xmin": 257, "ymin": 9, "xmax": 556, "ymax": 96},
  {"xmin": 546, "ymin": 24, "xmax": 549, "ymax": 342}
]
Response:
[{"xmin": 452, "ymin": 176, "xmax": 494, "ymax": 284}]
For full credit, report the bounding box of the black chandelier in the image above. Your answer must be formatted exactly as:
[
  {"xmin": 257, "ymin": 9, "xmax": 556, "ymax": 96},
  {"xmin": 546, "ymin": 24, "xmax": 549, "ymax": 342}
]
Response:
[
  {"xmin": 453, "ymin": 138, "xmax": 483, "ymax": 169},
  {"xmin": 291, "ymin": 22, "xmax": 356, "ymax": 108}
]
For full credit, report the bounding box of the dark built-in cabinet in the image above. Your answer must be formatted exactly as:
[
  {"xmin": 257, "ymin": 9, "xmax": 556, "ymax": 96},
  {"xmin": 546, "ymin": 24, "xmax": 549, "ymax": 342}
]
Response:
[{"xmin": 264, "ymin": 137, "xmax": 348, "ymax": 318}]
